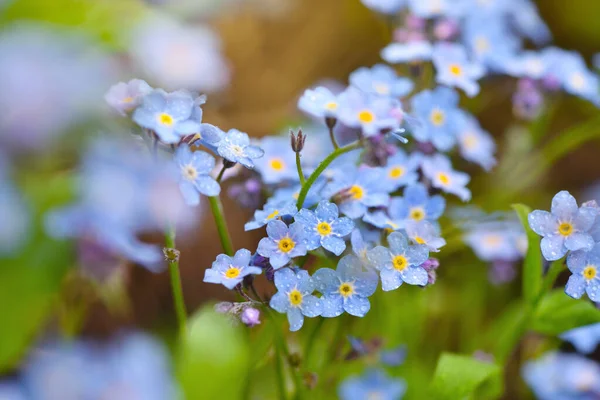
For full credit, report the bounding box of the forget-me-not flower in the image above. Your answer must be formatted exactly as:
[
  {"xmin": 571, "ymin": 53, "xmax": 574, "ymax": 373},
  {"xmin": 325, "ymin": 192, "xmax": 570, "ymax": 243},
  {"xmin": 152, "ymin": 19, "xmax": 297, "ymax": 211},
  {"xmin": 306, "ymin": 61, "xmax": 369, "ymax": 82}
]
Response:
[
  {"xmin": 349, "ymin": 64, "xmax": 413, "ymax": 98},
  {"xmin": 464, "ymin": 221, "xmax": 525, "ymax": 262},
  {"xmin": 105, "ymin": 79, "xmax": 152, "ymax": 116},
  {"xmin": 528, "ymin": 191, "xmax": 598, "ymax": 261},
  {"xmin": 463, "ymin": 17, "xmax": 520, "ymax": 71},
  {"xmin": 269, "ymin": 268, "xmax": 322, "ymax": 331},
  {"xmin": 455, "ymin": 111, "xmax": 496, "ymax": 171},
  {"xmin": 174, "ymin": 145, "xmax": 220, "ymax": 205},
  {"xmin": 421, "ymin": 154, "xmax": 471, "ymax": 201},
  {"xmin": 561, "ymin": 323, "xmax": 600, "ymax": 354},
  {"xmin": 313, "ymin": 254, "xmax": 378, "ymax": 317},
  {"xmin": 552, "ymin": 49, "xmax": 600, "ymax": 105},
  {"xmin": 382, "ymin": 150, "xmax": 420, "ymax": 191},
  {"xmin": 337, "ymin": 87, "xmax": 401, "ymax": 137},
  {"xmin": 432, "ymin": 43, "xmax": 485, "ymax": 97},
  {"xmin": 217, "ymin": 129, "xmax": 264, "ymax": 169},
  {"xmin": 339, "ymin": 369, "xmax": 406, "ymax": 400},
  {"xmin": 254, "ymin": 136, "xmax": 299, "ymax": 184},
  {"xmin": 368, "ymin": 231, "xmax": 429, "ymax": 291},
  {"xmin": 509, "ymin": 0, "xmax": 551, "ymax": 45},
  {"xmin": 204, "ymin": 249, "xmax": 262, "ymax": 290},
  {"xmin": 565, "ymin": 243, "xmax": 600, "ymax": 301},
  {"xmin": 295, "ymin": 200, "xmax": 355, "ymax": 255},
  {"xmin": 257, "ymin": 220, "xmax": 308, "ymax": 268},
  {"xmin": 410, "ymin": 87, "xmax": 460, "ymax": 151},
  {"xmin": 391, "ymin": 184, "xmax": 446, "ymax": 224},
  {"xmin": 244, "ymin": 200, "xmax": 298, "ymax": 231},
  {"xmin": 298, "ymin": 86, "xmax": 340, "ymax": 120},
  {"xmin": 361, "ymin": 0, "xmax": 406, "ymax": 14},
  {"xmin": 381, "ymin": 41, "xmax": 433, "ymax": 64},
  {"xmin": 351, "ymin": 228, "xmax": 377, "ymax": 264},
  {"xmin": 405, "ymin": 220, "xmax": 446, "ymax": 252}
]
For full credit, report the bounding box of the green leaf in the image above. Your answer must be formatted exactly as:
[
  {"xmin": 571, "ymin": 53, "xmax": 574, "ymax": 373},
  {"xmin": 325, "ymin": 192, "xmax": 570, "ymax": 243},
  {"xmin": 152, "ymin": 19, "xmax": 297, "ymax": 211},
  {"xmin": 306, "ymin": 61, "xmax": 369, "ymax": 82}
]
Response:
[
  {"xmin": 429, "ymin": 353, "xmax": 502, "ymax": 400},
  {"xmin": 177, "ymin": 306, "xmax": 250, "ymax": 400},
  {"xmin": 512, "ymin": 204, "xmax": 542, "ymax": 304},
  {"xmin": 532, "ymin": 289, "xmax": 600, "ymax": 335}
]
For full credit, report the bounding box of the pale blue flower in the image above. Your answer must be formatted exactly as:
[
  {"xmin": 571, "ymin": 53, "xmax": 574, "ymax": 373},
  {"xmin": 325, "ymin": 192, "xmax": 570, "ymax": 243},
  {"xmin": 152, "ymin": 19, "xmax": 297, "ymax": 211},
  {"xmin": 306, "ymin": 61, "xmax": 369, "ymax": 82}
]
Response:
[
  {"xmin": 204, "ymin": 249, "xmax": 262, "ymax": 289},
  {"xmin": 257, "ymin": 220, "xmax": 308, "ymax": 268},
  {"xmin": 269, "ymin": 268, "xmax": 322, "ymax": 331},
  {"xmin": 361, "ymin": 0, "xmax": 405, "ymax": 14},
  {"xmin": 295, "ymin": 201, "xmax": 355, "ymax": 256},
  {"xmin": 382, "ymin": 150, "xmax": 420, "ymax": 191},
  {"xmin": 0, "ymin": 381, "xmax": 26, "ymax": 400},
  {"xmin": 504, "ymin": 50, "xmax": 549, "ymax": 80},
  {"xmin": 298, "ymin": 86, "xmax": 340, "ymax": 119},
  {"xmin": 455, "ymin": 110, "xmax": 496, "ymax": 171},
  {"xmin": 405, "ymin": 220, "xmax": 446, "ymax": 252},
  {"xmin": 244, "ymin": 201, "xmax": 298, "ymax": 231},
  {"xmin": 408, "ymin": 0, "xmax": 453, "ymax": 17},
  {"xmin": 550, "ymin": 49, "xmax": 600, "ymax": 105},
  {"xmin": 351, "ymin": 228, "xmax": 377, "ymax": 264},
  {"xmin": 410, "ymin": 87, "xmax": 460, "ymax": 151},
  {"xmin": 381, "ymin": 41, "xmax": 433, "ymax": 64},
  {"xmin": 464, "ymin": 221, "xmax": 525, "ymax": 262},
  {"xmin": 337, "ymin": 87, "xmax": 401, "ymax": 137},
  {"xmin": 528, "ymin": 191, "xmax": 598, "ymax": 261},
  {"xmin": 508, "ymin": 0, "xmax": 552, "ymax": 45},
  {"xmin": 339, "ymin": 369, "xmax": 406, "ymax": 400},
  {"xmin": 565, "ymin": 243, "xmax": 600, "ymax": 301},
  {"xmin": 561, "ymin": 323, "xmax": 600, "ymax": 354},
  {"xmin": 390, "ymin": 183, "xmax": 446, "ymax": 224},
  {"xmin": 421, "ymin": 154, "xmax": 471, "ymax": 201},
  {"xmin": 432, "ymin": 43, "xmax": 485, "ymax": 97},
  {"xmin": 523, "ymin": 352, "xmax": 600, "ymax": 400},
  {"xmin": 367, "ymin": 231, "xmax": 429, "ymax": 291},
  {"xmin": 217, "ymin": 129, "xmax": 264, "ymax": 168},
  {"xmin": 463, "ymin": 17, "xmax": 520, "ymax": 71},
  {"xmin": 105, "ymin": 79, "xmax": 152, "ymax": 116},
  {"xmin": 132, "ymin": 89, "xmax": 201, "ymax": 144},
  {"xmin": 313, "ymin": 254, "xmax": 378, "ymax": 317},
  {"xmin": 175, "ymin": 145, "xmax": 220, "ymax": 206},
  {"xmin": 349, "ymin": 64, "xmax": 413, "ymax": 98},
  {"xmin": 254, "ymin": 136, "xmax": 299, "ymax": 184}
]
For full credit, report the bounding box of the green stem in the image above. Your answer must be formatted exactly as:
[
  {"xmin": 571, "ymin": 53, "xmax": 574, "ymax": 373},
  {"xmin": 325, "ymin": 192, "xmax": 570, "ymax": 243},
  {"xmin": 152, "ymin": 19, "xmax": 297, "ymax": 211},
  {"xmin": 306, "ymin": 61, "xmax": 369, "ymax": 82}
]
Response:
[
  {"xmin": 208, "ymin": 196, "xmax": 234, "ymax": 256},
  {"xmin": 295, "ymin": 142, "xmax": 361, "ymax": 209},
  {"xmin": 328, "ymin": 125, "xmax": 339, "ymax": 149},
  {"xmin": 165, "ymin": 226, "xmax": 187, "ymax": 336},
  {"xmin": 540, "ymin": 260, "xmax": 565, "ymax": 300},
  {"xmin": 273, "ymin": 332, "xmax": 288, "ymax": 400},
  {"xmin": 295, "ymin": 152, "xmax": 306, "ymax": 185},
  {"xmin": 304, "ymin": 318, "xmax": 324, "ymax": 368},
  {"xmin": 216, "ymin": 164, "xmax": 227, "ymax": 183}
]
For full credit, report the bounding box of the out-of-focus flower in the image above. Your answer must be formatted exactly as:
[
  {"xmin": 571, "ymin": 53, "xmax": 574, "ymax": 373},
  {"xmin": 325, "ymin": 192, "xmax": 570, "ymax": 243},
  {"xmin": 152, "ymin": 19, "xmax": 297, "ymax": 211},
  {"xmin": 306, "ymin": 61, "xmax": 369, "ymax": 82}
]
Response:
[
  {"xmin": 254, "ymin": 137, "xmax": 299, "ymax": 184},
  {"xmin": 0, "ymin": 381, "xmax": 26, "ymax": 400},
  {"xmin": 528, "ymin": 191, "xmax": 597, "ymax": 261},
  {"xmin": 360, "ymin": 0, "xmax": 405, "ymax": 14},
  {"xmin": 337, "ymin": 88, "xmax": 401, "ymax": 137},
  {"xmin": 382, "ymin": 150, "xmax": 420, "ymax": 191},
  {"xmin": 512, "ymin": 79, "xmax": 544, "ymax": 120},
  {"xmin": 549, "ymin": 49, "xmax": 600, "ymax": 105},
  {"xmin": 351, "ymin": 228, "xmax": 376, "ymax": 264},
  {"xmin": 368, "ymin": 231, "xmax": 429, "ymax": 291},
  {"xmin": 204, "ymin": 249, "xmax": 262, "ymax": 289},
  {"xmin": 463, "ymin": 221, "xmax": 524, "ymax": 262},
  {"xmin": 105, "ymin": 79, "xmax": 152, "ymax": 116},
  {"xmin": 257, "ymin": 220, "xmax": 308, "ymax": 269},
  {"xmin": 410, "ymin": 87, "xmax": 460, "ymax": 151},
  {"xmin": 339, "ymin": 369, "xmax": 406, "ymax": 400},
  {"xmin": 131, "ymin": 15, "xmax": 229, "ymax": 92},
  {"xmin": 421, "ymin": 154, "xmax": 471, "ymax": 201},
  {"xmin": 463, "ymin": 17, "xmax": 520, "ymax": 71},
  {"xmin": 381, "ymin": 41, "xmax": 433, "ymax": 64},
  {"xmin": 432, "ymin": 43, "xmax": 485, "ymax": 97},
  {"xmin": 175, "ymin": 145, "xmax": 220, "ymax": 205},
  {"xmin": 455, "ymin": 111, "xmax": 496, "ymax": 170},
  {"xmin": 295, "ymin": 201, "xmax": 354, "ymax": 256},
  {"xmin": 561, "ymin": 323, "xmax": 600, "ymax": 354},
  {"xmin": 509, "ymin": 0, "xmax": 552, "ymax": 45},
  {"xmin": 523, "ymin": 352, "xmax": 600, "ymax": 400},
  {"xmin": 298, "ymin": 86, "xmax": 340, "ymax": 120},
  {"xmin": 244, "ymin": 201, "xmax": 298, "ymax": 231},
  {"xmin": 217, "ymin": 129, "xmax": 264, "ymax": 169},
  {"xmin": 349, "ymin": 64, "xmax": 414, "ymax": 98},
  {"xmin": 269, "ymin": 268, "xmax": 322, "ymax": 331},
  {"xmin": 405, "ymin": 220, "xmax": 446, "ymax": 252},
  {"xmin": 313, "ymin": 254, "xmax": 378, "ymax": 317},
  {"xmin": 565, "ymin": 243, "xmax": 600, "ymax": 301}
]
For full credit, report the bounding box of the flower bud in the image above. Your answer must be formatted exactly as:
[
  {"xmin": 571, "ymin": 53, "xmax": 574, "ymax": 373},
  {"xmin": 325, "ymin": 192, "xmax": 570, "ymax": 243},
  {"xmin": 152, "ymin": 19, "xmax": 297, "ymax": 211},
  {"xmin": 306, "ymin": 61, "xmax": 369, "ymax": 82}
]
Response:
[
  {"xmin": 290, "ymin": 129, "xmax": 306, "ymax": 153},
  {"xmin": 240, "ymin": 307, "xmax": 261, "ymax": 327}
]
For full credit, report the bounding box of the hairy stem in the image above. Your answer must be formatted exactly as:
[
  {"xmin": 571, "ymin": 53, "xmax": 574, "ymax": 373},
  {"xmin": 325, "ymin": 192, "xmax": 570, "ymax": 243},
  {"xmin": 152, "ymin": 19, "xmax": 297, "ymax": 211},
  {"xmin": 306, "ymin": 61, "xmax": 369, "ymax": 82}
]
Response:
[
  {"xmin": 295, "ymin": 152, "xmax": 306, "ymax": 185},
  {"xmin": 165, "ymin": 226, "xmax": 187, "ymax": 336}
]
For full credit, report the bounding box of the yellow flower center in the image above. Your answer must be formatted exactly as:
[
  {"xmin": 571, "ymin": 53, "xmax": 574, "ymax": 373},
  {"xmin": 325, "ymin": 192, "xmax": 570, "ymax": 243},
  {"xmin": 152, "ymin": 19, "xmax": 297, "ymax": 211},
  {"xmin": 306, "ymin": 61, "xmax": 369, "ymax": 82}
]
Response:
[
  {"xmin": 225, "ymin": 267, "xmax": 241, "ymax": 279},
  {"xmin": 348, "ymin": 185, "xmax": 364, "ymax": 200},
  {"xmin": 181, "ymin": 164, "xmax": 198, "ymax": 181},
  {"xmin": 462, "ymin": 133, "xmax": 478, "ymax": 150},
  {"xmin": 266, "ymin": 209, "xmax": 280, "ymax": 220},
  {"xmin": 325, "ymin": 101, "xmax": 338, "ymax": 111},
  {"xmin": 570, "ymin": 73, "xmax": 586, "ymax": 90},
  {"xmin": 393, "ymin": 255, "xmax": 408, "ymax": 271},
  {"xmin": 358, "ymin": 110, "xmax": 375, "ymax": 123},
  {"xmin": 339, "ymin": 282, "xmax": 354, "ymax": 297},
  {"xmin": 123, "ymin": 96, "xmax": 134, "ymax": 103},
  {"xmin": 484, "ymin": 234, "xmax": 502, "ymax": 247},
  {"xmin": 317, "ymin": 221, "xmax": 332, "ymax": 236},
  {"xmin": 270, "ymin": 158, "xmax": 285, "ymax": 171},
  {"xmin": 374, "ymin": 83, "xmax": 390, "ymax": 95},
  {"xmin": 278, "ymin": 237, "xmax": 296, "ymax": 253},
  {"xmin": 389, "ymin": 166, "xmax": 405, "ymax": 179},
  {"xmin": 584, "ymin": 265, "xmax": 597, "ymax": 280},
  {"xmin": 157, "ymin": 113, "xmax": 174, "ymax": 127},
  {"xmin": 558, "ymin": 222, "xmax": 573, "ymax": 237},
  {"xmin": 231, "ymin": 145, "xmax": 245, "ymax": 157},
  {"xmin": 409, "ymin": 207, "xmax": 425, "ymax": 221},
  {"xmin": 430, "ymin": 109, "xmax": 445, "ymax": 126},
  {"xmin": 414, "ymin": 236, "xmax": 426, "ymax": 245},
  {"xmin": 289, "ymin": 289, "xmax": 303, "ymax": 306},
  {"xmin": 475, "ymin": 36, "xmax": 490, "ymax": 53},
  {"xmin": 449, "ymin": 64, "xmax": 463, "ymax": 76},
  {"xmin": 437, "ymin": 172, "xmax": 450, "ymax": 185}
]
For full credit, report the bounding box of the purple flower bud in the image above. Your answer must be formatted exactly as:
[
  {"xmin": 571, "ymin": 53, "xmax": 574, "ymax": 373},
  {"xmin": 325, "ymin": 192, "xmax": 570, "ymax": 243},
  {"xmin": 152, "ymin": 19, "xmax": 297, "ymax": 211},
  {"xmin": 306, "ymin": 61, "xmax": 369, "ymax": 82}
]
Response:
[
  {"xmin": 513, "ymin": 81, "xmax": 544, "ymax": 120},
  {"xmin": 421, "ymin": 258, "xmax": 440, "ymax": 286},
  {"xmin": 541, "ymin": 74, "xmax": 561, "ymax": 91},
  {"xmin": 405, "ymin": 14, "xmax": 426, "ymax": 30},
  {"xmin": 265, "ymin": 266, "xmax": 275, "ymax": 282},
  {"xmin": 290, "ymin": 129, "xmax": 307, "ymax": 153},
  {"xmin": 240, "ymin": 307, "xmax": 261, "ymax": 327},
  {"xmin": 489, "ymin": 260, "xmax": 517, "ymax": 285},
  {"xmin": 433, "ymin": 19, "xmax": 459, "ymax": 41},
  {"xmin": 251, "ymin": 253, "xmax": 271, "ymax": 269}
]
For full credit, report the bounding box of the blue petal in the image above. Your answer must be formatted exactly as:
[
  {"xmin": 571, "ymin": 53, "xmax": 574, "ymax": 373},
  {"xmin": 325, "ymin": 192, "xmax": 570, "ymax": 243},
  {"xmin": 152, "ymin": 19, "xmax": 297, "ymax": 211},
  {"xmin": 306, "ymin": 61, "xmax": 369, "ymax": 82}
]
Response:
[
  {"xmin": 191, "ymin": 151, "xmax": 215, "ymax": 174},
  {"xmin": 312, "ymin": 268, "xmax": 340, "ymax": 294},
  {"xmin": 273, "ymin": 268, "xmax": 296, "ymax": 292},
  {"xmin": 270, "ymin": 252, "xmax": 291, "ymax": 269},
  {"xmin": 179, "ymin": 182, "xmax": 199, "ymax": 206},
  {"xmin": 367, "ymin": 246, "xmax": 392, "ymax": 270},
  {"xmin": 301, "ymin": 295, "xmax": 323, "ymax": 318},
  {"xmin": 331, "ymin": 217, "xmax": 355, "ymax": 237},
  {"xmin": 245, "ymin": 145, "xmax": 265, "ymax": 159},
  {"xmin": 400, "ymin": 266, "xmax": 428, "ymax": 286},
  {"xmin": 199, "ymin": 123, "xmax": 225, "ymax": 145},
  {"xmin": 322, "ymin": 235, "xmax": 347, "ymax": 256},
  {"xmin": 565, "ymin": 274, "xmax": 587, "ymax": 299},
  {"xmin": 541, "ymin": 235, "xmax": 567, "ymax": 261},
  {"xmin": 587, "ymin": 279, "xmax": 600, "ymax": 302},
  {"xmin": 266, "ymin": 220, "xmax": 288, "ymax": 240},
  {"xmin": 344, "ymin": 296, "xmax": 371, "ymax": 317},
  {"xmin": 315, "ymin": 200, "xmax": 339, "ymax": 221},
  {"xmin": 387, "ymin": 231, "xmax": 408, "ymax": 254},
  {"xmin": 339, "ymin": 201, "xmax": 367, "ymax": 219},
  {"xmin": 528, "ymin": 210, "xmax": 558, "ymax": 236},
  {"xmin": 196, "ymin": 176, "xmax": 220, "ymax": 197},
  {"xmin": 257, "ymin": 237, "xmax": 278, "ymax": 258},
  {"xmin": 233, "ymin": 248, "xmax": 251, "ymax": 266},
  {"xmin": 380, "ymin": 268, "xmax": 403, "ymax": 291},
  {"xmin": 406, "ymin": 244, "xmax": 429, "ymax": 267},
  {"xmin": 551, "ymin": 191, "xmax": 578, "ymax": 220},
  {"xmin": 321, "ymin": 295, "xmax": 344, "ymax": 318},
  {"xmin": 270, "ymin": 292, "xmax": 289, "ymax": 313},
  {"xmin": 565, "ymin": 233, "xmax": 594, "ymax": 252},
  {"xmin": 287, "ymin": 308, "xmax": 305, "ymax": 331},
  {"xmin": 295, "ymin": 209, "xmax": 318, "ymax": 227},
  {"xmin": 203, "ymin": 269, "xmax": 222, "ymax": 285},
  {"xmin": 425, "ymin": 195, "xmax": 446, "ymax": 219},
  {"xmin": 575, "ymin": 206, "xmax": 599, "ymax": 231},
  {"xmin": 404, "ymin": 184, "xmax": 428, "ymax": 205}
]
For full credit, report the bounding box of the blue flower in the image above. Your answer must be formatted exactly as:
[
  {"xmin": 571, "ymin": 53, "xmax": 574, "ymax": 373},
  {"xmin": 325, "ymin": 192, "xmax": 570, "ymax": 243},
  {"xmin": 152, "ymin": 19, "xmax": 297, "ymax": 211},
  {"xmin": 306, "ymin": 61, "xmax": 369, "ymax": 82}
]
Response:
[
  {"xmin": 298, "ymin": 86, "xmax": 340, "ymax": 119},
  {"xmin": 351, "ymin": 228, "xmax": 376, "ymax": 264},
  {"xmin": 132, "ymin": 89, "xmax": 201, "ymax": 144},
  {"xmin": 244, "ymin": 201, "xmax": 298, "ymax": 231},
  {"xmin": 269, "ymin": 268, "xmax": 322, "ymax": 331},
  {"xmin": 337, "ymin": 87, "xmax": 401, "ymax": 137},
  {"xmin": 463, "ymin": 17, "xmax": 520, "ymax": 71},
  {"xmin": 523, "ymin": 352, "xmax": 600, "ymax": 400},
  {"xmin": 339, "ymin": 369, "xmax": 406, "ymax": 400},
  {"xmin": 295, "ymin": 201, "xmax": 355, "ymax": 256},
  {"xmin": 405, "ymin": 220, "xmax": 446, "ymax": 252},
  {"xmin": 432, "ymin": 43, "xmax": 485, "ymax": 97},
  {"xmin": 217, "ymin": 129, "xmax": 264, "ymax": 169},
  {"xmin": 382, "ymin": 150, "xmax": 420, "ymax": 191},
  {"xmin": 349, "ymin": 64, "xmax": 414, "ymax": 98},
  {"xmin": 504, "ymin": 50, "xmax": 549, "ymax": 80},
  {"xmin": 174, "ymin": 145, "xmax": 220, "ymax": 205},
  {"xmin": 565, "ymin": 243, "xmax": 600, "ymax": 301},
  {"xmin": 408, "ymin": 0, "xmax": 454, "ymax": 17},
  {"xmin": 313, "ymin": 254, "xmax": 378, "ymax": 317},
  {"xmin": 257, "ymin": 220, "xmax": 308, "ymax": 268},
  {"xmin": 391, "ymin": 183, "xmax": 446, "ymax": 224},
  {"xmin": 361, "ymin": 0, "xmax": 405, "ymax": 14},
  {"xmin": 421, "ymin": 154, "xmax": 471, "ymax": 201},
  {"xmin": 508, "ymin": 0, "xmax": 551, "ymax": 45},
  {"xmin": 550, "ymin": 49, "xmax": 600, "ymax": 105},
  {"xmin": 561, "ymin": 323, "xmax": 600, "ymax": 354},
  {"xmin": 464, "ymin": 221, "xmax": 525, "ymax": 262},
  {"xmin": 105, "ymin": 79, "xmax": 152, "ymax": 116},
  {"xmin": 410, "ymin": 87, "xmax": 460, "ymax": 151},
  {"xmin": 0, "ymin": 381, "xmax": 26, "ymax": 400},
  {"xmin": 204, "ymin": 249, "xmax": 262, "ymax": 290},
  {"xmin": 367, "ymin": 231, "xmax": 429, "ymax": 291},
  {"xmin": 325, "ymin": 167, "xmax": 392, "ymax": 219},
  {"xmin": 528, "ymin": 191, "xmax": 598, "ymax": 261},
  {"xmin": 455, "ymin": 111, "xmax": 496, "ymax": 171},
  {"xmin": 381, "ymin": 41, "xmax": 433, "ymax": 64},
  {"xmin": 254, "ymin": 137, "xmax": 299, "ymax": 184}
]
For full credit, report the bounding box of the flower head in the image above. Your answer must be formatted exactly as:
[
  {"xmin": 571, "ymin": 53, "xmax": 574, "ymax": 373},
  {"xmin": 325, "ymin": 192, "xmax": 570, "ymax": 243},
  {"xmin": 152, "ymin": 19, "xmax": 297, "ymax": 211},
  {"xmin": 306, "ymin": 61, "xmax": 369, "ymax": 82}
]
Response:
[
  {"xmin": 361, "ymin": 0, "xmax": 405, "ymax": 14},
  {"xmin": 339, "ymin": 369, "xmax": 406, "ymax": 400},
  {"xmin": 105, "ymin": 79, "xmax": 152, "ymax": 116},
  {"xmin": 295, "ymin": 201, "xmax": 355, "ymax": 256},
  {"xmin": 390, "ymin": 183, "xmax": 446, "ymax": 224},
  {"xmin": 244, "ymin": 201, "xmax": 298, "ymax": 231},
  {"xmin": 405, "ymin": 220, "xmax": 446, "ymax": 252},
  {"xmin": 464, "ymin": 221, "xmax": 525, "ymax": 262},
  {"xmin": 550, "ymin": 49, "xmax": 600, "ymax": 105},
  {"xmin": 257, "ymin": 220, "xmax": 308, "ymax": 269},
  {"xmin": 560, "ymin": 323, "xmax": 600, "ymax": 354},
  {"xmin": 204, "ymin": 249, "xmax": 262, "ymax": 289},
  {"xmin": 381, "ymin": 41, "xmax": 433, "ymax": 64},
  {"xmin": 382, "ymin": 150, "xmax": 420, "ymax": 191},
  {"xmin": 565, "ymin": 243, "xmax": 600, "ymax": 301},
  {"xmin": 254, "ymin": 137, "xmax": 299, "ymax": 184},
  {"xmin": 175, "ymin": 145, "xmax": 220, "ymax": 205},
  {"xmin": 298, "ymin": 86, "xmax": 340, "ymax": 120},
  {"xmin": 432, "ymin": 43, "xmax": 485, "ymax": 97},
  {"xmin": 217, "ymin": 129, "xmax": 264, "ymax": 169},
  {"xmin": 337, "ymin": 87, "xmax": 401, "ymax": 137},
  {"xmin": 463, "ymin": 17, "xmax": 520, "ymax": 71},
  {"xmin": 410, "ymin": 87, "xmax": 460, "ymax": 151},
  {"xmin": 349, "ymin": 64, "xmax": 414, "ymax": 98},
  {"xmin": 421, "ymin": 154, "xmax": 471, "ymax": 201},
  {"xmin": 368, "ymin": 231, "xmax": 429, "ymax": 291},
  {"xmin": 455, "ymin": 111, "xmax": 496, "ymax": 171},
  {"xmin": 528, "ymin": 191, "xmax": 598, "ymax": 261},
  {"xmin": 269, "ymin": 268, "xmax": 322, "ymax": 331}
]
